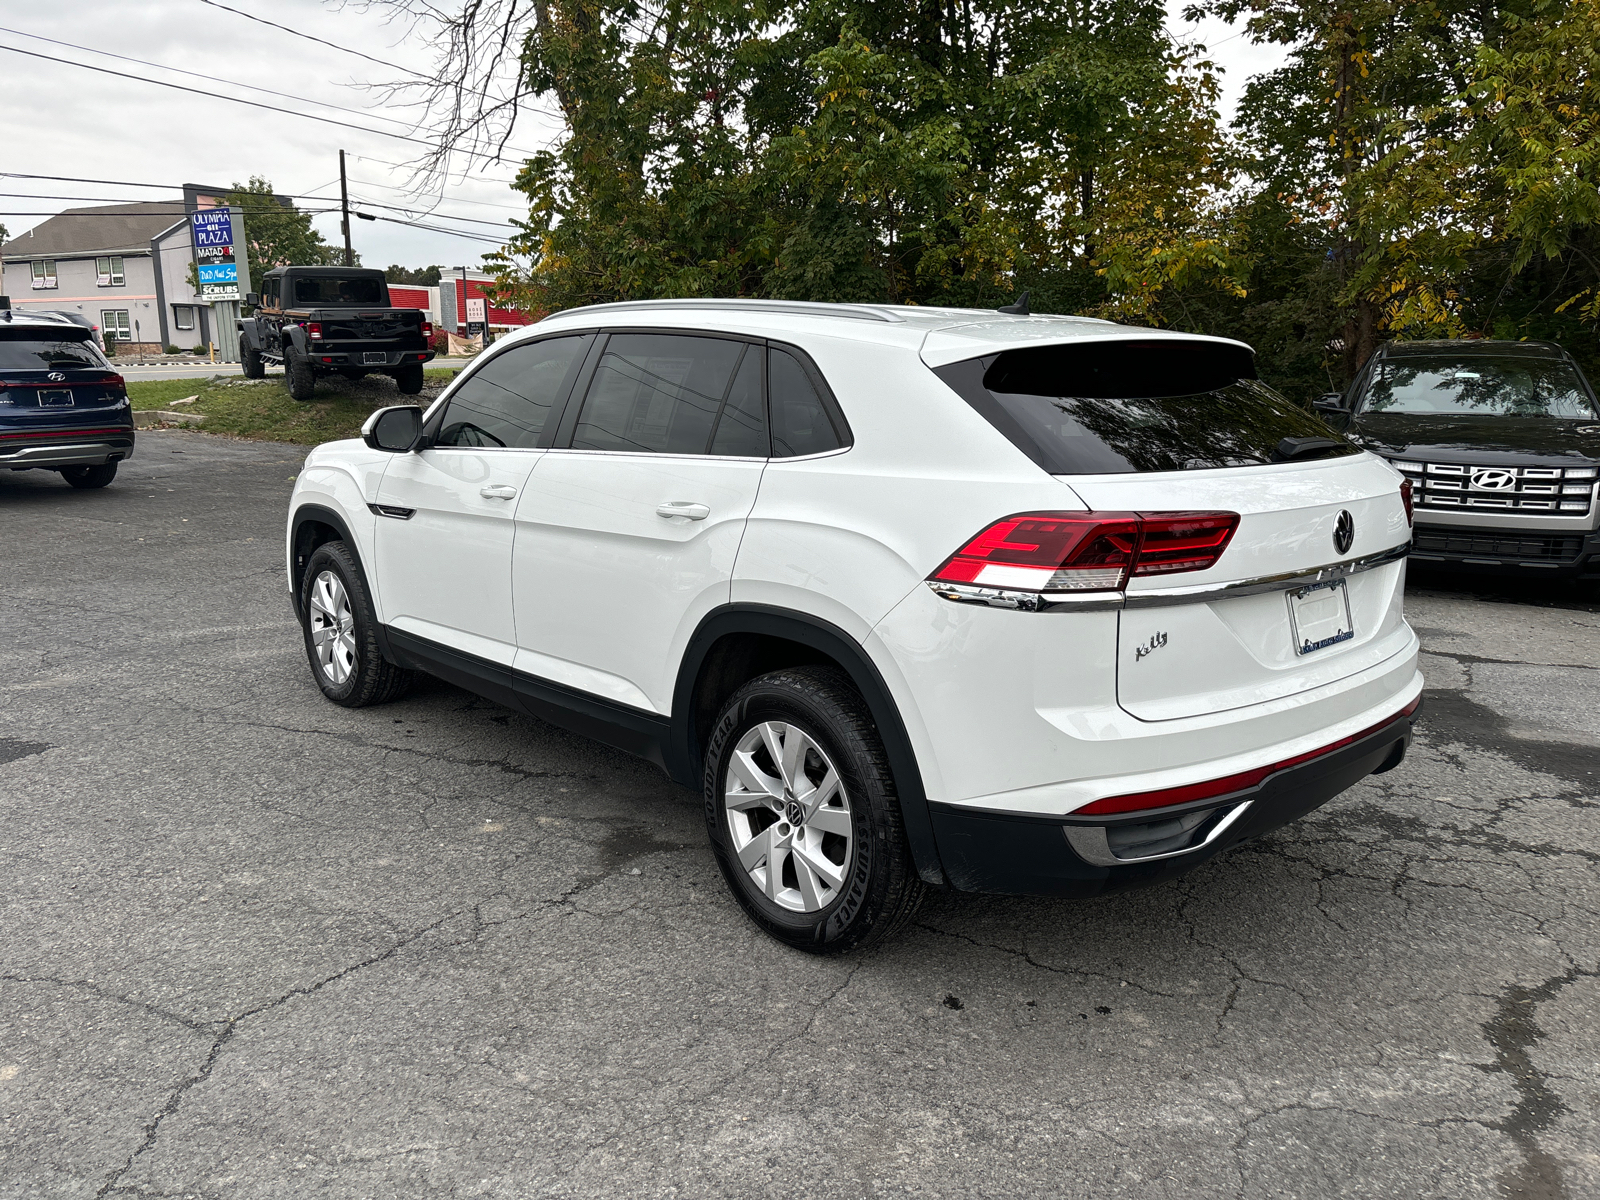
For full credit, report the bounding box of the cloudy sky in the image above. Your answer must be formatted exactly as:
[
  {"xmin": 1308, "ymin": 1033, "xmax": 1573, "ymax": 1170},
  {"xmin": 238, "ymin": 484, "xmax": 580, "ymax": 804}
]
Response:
[{"xmin": 1, "ymin": 1, "xmax": 1286, "ymax": 273}]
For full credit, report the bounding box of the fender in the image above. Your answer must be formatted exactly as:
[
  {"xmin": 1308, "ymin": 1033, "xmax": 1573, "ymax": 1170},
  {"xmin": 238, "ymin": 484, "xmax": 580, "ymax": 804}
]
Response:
[
  {"xmin": 237, "ymin": 318, "xmax": 261, "ymax": 352},
  {"xmin": 284, "ymin": 324, "xmax": 311, "ymax": 357},
  {"xmin": 672, "ymin": 603, "xmax": 947, "ymax": 886}
]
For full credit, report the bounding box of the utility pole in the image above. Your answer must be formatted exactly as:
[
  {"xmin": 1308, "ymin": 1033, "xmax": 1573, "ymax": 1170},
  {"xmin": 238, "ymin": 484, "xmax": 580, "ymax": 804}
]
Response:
[{"xmin": 339, "ymin": 150, "xmax": 353, "ymax": 267}]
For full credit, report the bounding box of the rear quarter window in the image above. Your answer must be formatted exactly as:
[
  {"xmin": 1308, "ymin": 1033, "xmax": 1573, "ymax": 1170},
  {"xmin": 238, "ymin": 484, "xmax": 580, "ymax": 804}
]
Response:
[{"xmin": 934, "ymin": 340, "xmax": 1356, "ymax": 473}]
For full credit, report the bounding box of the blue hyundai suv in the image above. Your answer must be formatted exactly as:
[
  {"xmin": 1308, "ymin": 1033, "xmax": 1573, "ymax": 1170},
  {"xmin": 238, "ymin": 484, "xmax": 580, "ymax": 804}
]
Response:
[{"xmin": 0, "ymin": 300, "xmax": 134, "ymax": 488}]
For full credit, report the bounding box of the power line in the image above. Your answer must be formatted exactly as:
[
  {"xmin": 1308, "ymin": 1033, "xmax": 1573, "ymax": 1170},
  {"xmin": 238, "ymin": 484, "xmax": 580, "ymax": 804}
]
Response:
[
  {"xmin": 195, "ymin": 0, "xmax": 429, "ymax": 79},
  {"xmin": 0, "ymin": 24, "xmax": 423, "ymax": 133},
  {"xmin": 355, "ymin": 211, "xmax": 510, "ymax": 245},
  {"xmin": 0, "ymin": 43, "xmax": 443, "ymax": 149}
]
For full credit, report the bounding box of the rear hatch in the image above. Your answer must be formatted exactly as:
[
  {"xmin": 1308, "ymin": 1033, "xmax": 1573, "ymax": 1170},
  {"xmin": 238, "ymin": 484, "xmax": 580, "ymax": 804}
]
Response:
[
  {"xmin": 928, "ymin": 329, "xmax": 1413, "ymax": 722},
  {"xmin": 0, "ymin": 326, "xmax": 131, "ymax": 443},
  {"xmin": 313, "ymin": 309, "xmax": 427, "ymax": 354}
]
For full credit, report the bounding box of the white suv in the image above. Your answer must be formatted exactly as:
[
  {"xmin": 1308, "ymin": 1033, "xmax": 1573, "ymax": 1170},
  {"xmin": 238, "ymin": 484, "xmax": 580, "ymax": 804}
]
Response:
[{"xmin": 286, "ymin": 300, "xmax": 1421, "ymax": 952}]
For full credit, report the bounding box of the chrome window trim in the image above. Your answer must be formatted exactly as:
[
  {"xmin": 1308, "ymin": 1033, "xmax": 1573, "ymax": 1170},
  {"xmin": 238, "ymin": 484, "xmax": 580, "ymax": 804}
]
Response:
[{"xmin": 927, "ymin": 541, "xmax": 1410, "ymax": 612}]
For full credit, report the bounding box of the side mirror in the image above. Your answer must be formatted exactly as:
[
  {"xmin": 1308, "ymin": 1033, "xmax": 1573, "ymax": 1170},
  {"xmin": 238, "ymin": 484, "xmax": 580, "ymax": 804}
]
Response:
[
  {"xmin": 244, "ymin": 293, "xmax": 260, "ymax": 307},
  {"xmin": 362, "ymin": 405, "xmax": 423, "ymax": 453},
  {"xmin": 1312, "ymin": 392, "xmax": 1347, "ymax": 413}
]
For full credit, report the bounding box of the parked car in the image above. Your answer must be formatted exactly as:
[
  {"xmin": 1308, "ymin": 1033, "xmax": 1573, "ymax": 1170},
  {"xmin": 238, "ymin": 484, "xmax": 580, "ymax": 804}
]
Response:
[
  {"xmin": 239, "ymin": 266, "xmax": 436, "ymax": 400},
  {"xmin": 286, "ymin": 299, "xmax": 1420, "ymax": 951},
  {"xmin": 1317, "ymin": 340, "xmax": 1600, "ymax": 581},
  {"xmin": 0, "ymin": 300, "xmax": 133, "ymax": 489}
]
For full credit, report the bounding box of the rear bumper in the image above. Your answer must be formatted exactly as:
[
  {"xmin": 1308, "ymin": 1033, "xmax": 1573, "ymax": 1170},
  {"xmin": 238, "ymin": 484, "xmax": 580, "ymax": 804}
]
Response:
[
  {"xmin": 927, "ymin": 705, "xmax": 1416, "ymax": 896},
  {"xmin": 309, "ymin": 348, "xmax": 435, "ymax": 369},
  {"xmin": 1410, "ymin": 521, "xmax": 1600, "ymax": 578},
  {"xmin": 0, "ymin": 429, "xmax": 136, "ymax": 469}
]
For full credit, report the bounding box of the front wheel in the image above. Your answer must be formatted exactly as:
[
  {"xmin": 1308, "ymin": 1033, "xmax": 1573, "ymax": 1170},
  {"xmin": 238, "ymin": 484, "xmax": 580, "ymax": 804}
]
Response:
[
  {"xmin": 393, "ymin": 364, "xmax": 424, "ymax": 395},
  {"xmin": 703, "ymin": 667, "xmax": 924, "ymax": 953},
  {"xmin": 285, "ymin": 347, "xmax": 317, "ymax": 401},
  {"xmin": 241, "ymin": 340, "xmax": 265, "ymax": 379},
  {"xmin": 61, "ymin": 462, "xmax": 117, "ymax": 489},
  {"xmin": 299, "ymin": 541, "xmax": 414, "ymax": 707}
]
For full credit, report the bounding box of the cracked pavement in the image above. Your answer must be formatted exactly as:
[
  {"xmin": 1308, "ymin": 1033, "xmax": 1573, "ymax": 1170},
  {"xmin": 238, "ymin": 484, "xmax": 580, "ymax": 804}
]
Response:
[{"xmin": 2, "ymin": 430, "xmax": 1598, "ymax": 1199}]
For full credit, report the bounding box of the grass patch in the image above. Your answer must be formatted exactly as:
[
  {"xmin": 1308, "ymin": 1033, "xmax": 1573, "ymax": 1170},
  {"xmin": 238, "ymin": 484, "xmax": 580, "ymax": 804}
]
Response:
[{"xmin": 126, "ymin": 370, "xmax": 458, "ymax": 445}]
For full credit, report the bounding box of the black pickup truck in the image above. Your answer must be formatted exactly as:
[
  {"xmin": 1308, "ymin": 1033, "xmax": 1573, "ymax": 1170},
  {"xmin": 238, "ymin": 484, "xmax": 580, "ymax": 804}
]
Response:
[{"xmin": 239, "ymin": 266, "xmax": 434, "ymax": 400}]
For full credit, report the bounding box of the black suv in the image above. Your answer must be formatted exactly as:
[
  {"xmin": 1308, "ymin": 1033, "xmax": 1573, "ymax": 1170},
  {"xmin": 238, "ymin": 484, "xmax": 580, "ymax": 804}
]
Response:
[
  {"xmin": 0, "ymin": 300, "xmax": 133, "ymax": 489},
  {"xmin": 240, "ymin": 267, "xmax": 435, "ymax": 400},
  {"xmin": 1318, "ymin": 340, "xmax": 1600, "ymax": 581}
]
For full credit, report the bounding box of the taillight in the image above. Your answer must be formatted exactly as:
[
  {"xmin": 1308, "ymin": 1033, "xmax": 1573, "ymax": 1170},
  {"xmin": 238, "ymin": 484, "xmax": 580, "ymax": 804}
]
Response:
[
  {"xmin": 929, "ymin": 511, "xmax": 1239, "ymax": 593},
  {"xmin": 307, "ymin": 322, "xmax": 323, "ymax": 341},
  {"xmin": 1400, "ymin": 478, "xmax": 1414, "ymax": 527},
  {"xmin": 422, "ymin": 321, "xmax": 433, "ymax": 337}
]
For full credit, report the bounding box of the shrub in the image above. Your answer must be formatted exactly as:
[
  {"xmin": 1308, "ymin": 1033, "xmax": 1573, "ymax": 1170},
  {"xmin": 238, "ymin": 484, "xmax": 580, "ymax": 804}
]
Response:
[{"xmin": 164, "ymin": 344, "xmax": 180, "ymax": 355}]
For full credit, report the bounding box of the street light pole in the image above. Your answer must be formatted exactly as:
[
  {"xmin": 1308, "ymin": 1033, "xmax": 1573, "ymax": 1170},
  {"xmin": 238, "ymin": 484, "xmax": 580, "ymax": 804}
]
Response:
[{"xmin": 339, "ymin": 150, "xmax": 353, "ymax": 267}]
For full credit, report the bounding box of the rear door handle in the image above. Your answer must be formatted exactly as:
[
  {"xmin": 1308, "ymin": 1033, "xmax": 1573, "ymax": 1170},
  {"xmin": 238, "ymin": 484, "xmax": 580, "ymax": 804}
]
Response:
[
  {"xmin": 480, "ymin": 484, "xmax": 518, "ymax": 500},
  {"xmin": 656, "ymin": 501, "xmax": 710, "ymax": 521}
]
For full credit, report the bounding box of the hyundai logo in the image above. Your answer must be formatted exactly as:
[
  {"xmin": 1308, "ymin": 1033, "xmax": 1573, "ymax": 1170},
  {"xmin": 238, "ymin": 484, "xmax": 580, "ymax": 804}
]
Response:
[
  {"xmin": 47, "ymin": 372, "xmax": 66, "ymax": 382},
  {"xmin": 1471, "ymin": 468, "xmax": 1518, "ymax": 491},
  {"xmin": 1333, "ymin": 510, "xmax": 1355, "ymax": 556}
]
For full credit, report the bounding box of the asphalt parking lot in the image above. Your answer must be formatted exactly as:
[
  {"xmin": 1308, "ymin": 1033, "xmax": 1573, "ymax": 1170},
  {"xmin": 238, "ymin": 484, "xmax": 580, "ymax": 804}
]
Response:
[{"xmin": 2, "ymin": 432, "xmax": 1597, "ymax": 1200}]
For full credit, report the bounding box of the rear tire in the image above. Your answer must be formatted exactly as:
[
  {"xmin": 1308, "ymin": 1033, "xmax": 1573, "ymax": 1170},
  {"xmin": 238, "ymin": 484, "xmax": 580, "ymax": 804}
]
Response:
[
  {"xmin": 299, "ymin": 540, "xmax": 414, "ymax": 707},
  {"xmin": 393, "ymin": 364, "xmax": 424, "ymax": 395},
  {"xmin": 241, "ymin": 340, "xmax": 265, "ymax": 379},
  {"xmin": 286, "ymin": 347, "xmax": 317, "ymax": 401},
  {"xmin": 703, "ymin": 667, "xmax": 924, "ymax": 953},
  {"xmin": 61, "ymin": 462, "xmax": 117, "ymax": 489}
]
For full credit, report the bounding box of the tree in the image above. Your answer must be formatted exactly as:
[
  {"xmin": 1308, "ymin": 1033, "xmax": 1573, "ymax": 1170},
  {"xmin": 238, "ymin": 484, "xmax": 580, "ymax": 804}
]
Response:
[
  {"xmin": 390, "ymin": 0, "xmax": 1242, "ymax": 320},
  {"xmin": 227, "ymin": 177, "xmax": 343, "ymax": 271},
  {"xmin": 385, "ymin": 264, "xmax": 444, "ymax": 286}
]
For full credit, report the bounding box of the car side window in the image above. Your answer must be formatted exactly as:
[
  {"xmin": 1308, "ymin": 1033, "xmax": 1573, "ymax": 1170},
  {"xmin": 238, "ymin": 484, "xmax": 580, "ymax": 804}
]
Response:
[
  {"xmin": 571, "ymin": 333, "xmax": 753, "ymax": 454},
  {"xmin": 707, "ymin": 345, "xmax": 768, "ymax": 456},
  {"xmin": 434, "ymin": 334, "xmax": 591, "ymax": 450},
  {"xmin": 770, "ymin": 347, "xmax": 845, "ymax": 457}
]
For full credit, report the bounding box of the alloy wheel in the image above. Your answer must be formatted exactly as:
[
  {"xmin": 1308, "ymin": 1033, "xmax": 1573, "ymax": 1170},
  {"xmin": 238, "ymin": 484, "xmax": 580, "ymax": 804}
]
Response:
[
  {"xmin": 308, "ymin": 569, "xmax": 358, "ymax": 686},
  {"xmin": 723, "ymin": 721, "xmax": 854, "ymax": 913}
]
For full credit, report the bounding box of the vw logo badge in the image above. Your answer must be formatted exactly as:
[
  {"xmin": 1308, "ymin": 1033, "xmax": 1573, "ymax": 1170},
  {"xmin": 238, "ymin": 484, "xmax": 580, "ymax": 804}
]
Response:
[
  {"xmin": 1471, "ymin": 468, "xmax": 1518, "ymax": 491},
  {"xmin": 47, "ymin": 372, "xmax": 66, "ymax": 382},
  {"xmin": 784, "ymin": 799, "xmax": 804, "ymax": 826},
  {"xmin": 1333, "ymin": 510, "xmax": 1355, "ymax": 555}
]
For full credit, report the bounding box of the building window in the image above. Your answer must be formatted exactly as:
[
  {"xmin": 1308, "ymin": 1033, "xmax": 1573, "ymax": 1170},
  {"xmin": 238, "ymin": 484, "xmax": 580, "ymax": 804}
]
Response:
[
  {"xmin": 101, "ymin": 310, "xmax": 131, "ymax": 340},
  {"xmin": 173, "ymin": 305, "xmax": 196, "ymax": 331},
  {"xmin": 31, "ymin": 260, "xmax": 58, "ymax": 289},
  {"xmin": 96, "ymin": 256, "xmax": 125, "ymax": 287}
]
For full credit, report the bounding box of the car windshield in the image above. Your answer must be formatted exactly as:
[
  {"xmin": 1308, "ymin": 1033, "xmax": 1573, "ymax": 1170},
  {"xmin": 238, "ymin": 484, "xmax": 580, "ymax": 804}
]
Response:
[
  {"xmin": 291, "ymin": 276, "xmax": 385, "ymax": 305},
  {"xmin": 1360, "ymin": 355, "xmax": 1598, "ymax": 419},
  {"xmin": 0, "ymin": 332, "xmax": 108, "ymax": 371}
]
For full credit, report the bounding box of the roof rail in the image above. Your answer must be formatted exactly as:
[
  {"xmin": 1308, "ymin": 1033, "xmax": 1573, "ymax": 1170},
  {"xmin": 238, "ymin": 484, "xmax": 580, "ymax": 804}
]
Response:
[{"xmin": 548, "ymin": 298, "xmax": 906, "ymax": 324}]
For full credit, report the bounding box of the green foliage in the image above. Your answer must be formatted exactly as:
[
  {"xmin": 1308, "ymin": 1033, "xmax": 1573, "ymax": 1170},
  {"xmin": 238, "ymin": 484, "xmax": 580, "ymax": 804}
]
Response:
[
  {"xmin": 486, "ymin": 1, "xmax": 1243, "ymax": 322},
  {"xmin": 385, "ymin": 264, "xmax": 444, "ymax": 286},
  {"xmin": 226, "ymin": 178, "xmax": 343, "ymax": 272}
]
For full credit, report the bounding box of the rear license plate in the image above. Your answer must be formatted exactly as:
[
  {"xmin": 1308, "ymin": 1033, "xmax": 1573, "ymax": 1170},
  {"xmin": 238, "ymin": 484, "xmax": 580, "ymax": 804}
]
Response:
[
  {"xmin": 1288, "ymin": 578, "xmax": 1355, "ymax": 655},
  {"xmin": 362, "ymin": 352, "xmax": 388, "ymax": 365},
  {"xmin": 39, "ymin": 390, "xmax": 74, "ymax": 407}
]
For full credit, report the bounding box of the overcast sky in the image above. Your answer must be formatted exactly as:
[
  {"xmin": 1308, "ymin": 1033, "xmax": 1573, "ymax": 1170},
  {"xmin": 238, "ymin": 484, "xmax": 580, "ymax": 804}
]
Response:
[{"xmin": 1, "ymin": 1, "xmax": 1287, "ymax": 274}]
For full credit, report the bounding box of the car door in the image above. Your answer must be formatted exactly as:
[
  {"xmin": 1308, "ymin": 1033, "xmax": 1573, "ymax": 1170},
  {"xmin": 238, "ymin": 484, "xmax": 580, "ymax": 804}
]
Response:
[
  {"xmin": 370, "ymin": 333, "xmax": 593, "ymax": 665},
  {"xmin": 510, "ymin": 331, "xmax": 769, "ymax": 712}
]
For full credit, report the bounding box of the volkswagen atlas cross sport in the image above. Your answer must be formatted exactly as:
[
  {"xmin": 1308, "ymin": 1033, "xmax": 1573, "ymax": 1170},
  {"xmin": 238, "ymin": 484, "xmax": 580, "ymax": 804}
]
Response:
[
  {"xmin": 0, "ymin": 301, "xmax": 134, "ymax": 488},
  {"xmin": 285, "ymin": 299, "xmax": 1421, "ymax": 952}
]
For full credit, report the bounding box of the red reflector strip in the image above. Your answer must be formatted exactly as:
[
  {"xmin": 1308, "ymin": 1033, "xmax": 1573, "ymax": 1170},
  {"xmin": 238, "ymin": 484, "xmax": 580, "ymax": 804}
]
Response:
[
  {"xmin": 0, "ymin": 427, "xmax": 132, "ymax": 441},
  {"xmin": 1076, "ymin": 696, "xmax": 1421, "ymax": 817}
]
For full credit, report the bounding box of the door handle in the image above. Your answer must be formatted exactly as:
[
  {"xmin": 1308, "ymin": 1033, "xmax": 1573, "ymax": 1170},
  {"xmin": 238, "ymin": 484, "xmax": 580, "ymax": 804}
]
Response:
[
  {"xmin": 480, "ymin": 484, "xmax": 518, "ymax": 500},
  {"xmin": 656, "ymin": 501, "xmax": 710, "ymax": 521}
]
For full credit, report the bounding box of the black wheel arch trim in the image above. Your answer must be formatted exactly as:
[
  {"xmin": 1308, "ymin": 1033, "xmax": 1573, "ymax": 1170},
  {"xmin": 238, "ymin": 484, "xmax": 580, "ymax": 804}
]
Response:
[
  {"xmin": 287, "ymin": 504, "xmax": 391, "ymax": 665},
  {"xmin": 671, "ymin": 603, "xmax": 947, "ymax": 886}
]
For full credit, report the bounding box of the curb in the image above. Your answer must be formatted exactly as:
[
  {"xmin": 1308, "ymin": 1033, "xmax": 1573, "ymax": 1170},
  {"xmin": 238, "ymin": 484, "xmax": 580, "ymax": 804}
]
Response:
[{"xmin": 135, "ymin": 410, "xmax": 208, "ymax": 428}]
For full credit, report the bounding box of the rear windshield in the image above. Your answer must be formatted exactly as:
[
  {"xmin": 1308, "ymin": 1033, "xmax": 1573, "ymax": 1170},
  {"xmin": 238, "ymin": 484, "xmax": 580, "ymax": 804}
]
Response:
[
  {"xmin": 1359, "ymin": 355, "xmax": 1598, "ymax": 419},
  {"xmin": 935, "ymin": 340, "xmax": 1356, "ymax": 474},
  {"xmin": 0, "ymin": 330, "xmax": 108, "ymax": 371},
  {"xmin": 291, "ymin": 275, "xmax": 386, "ymax": 306}
]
